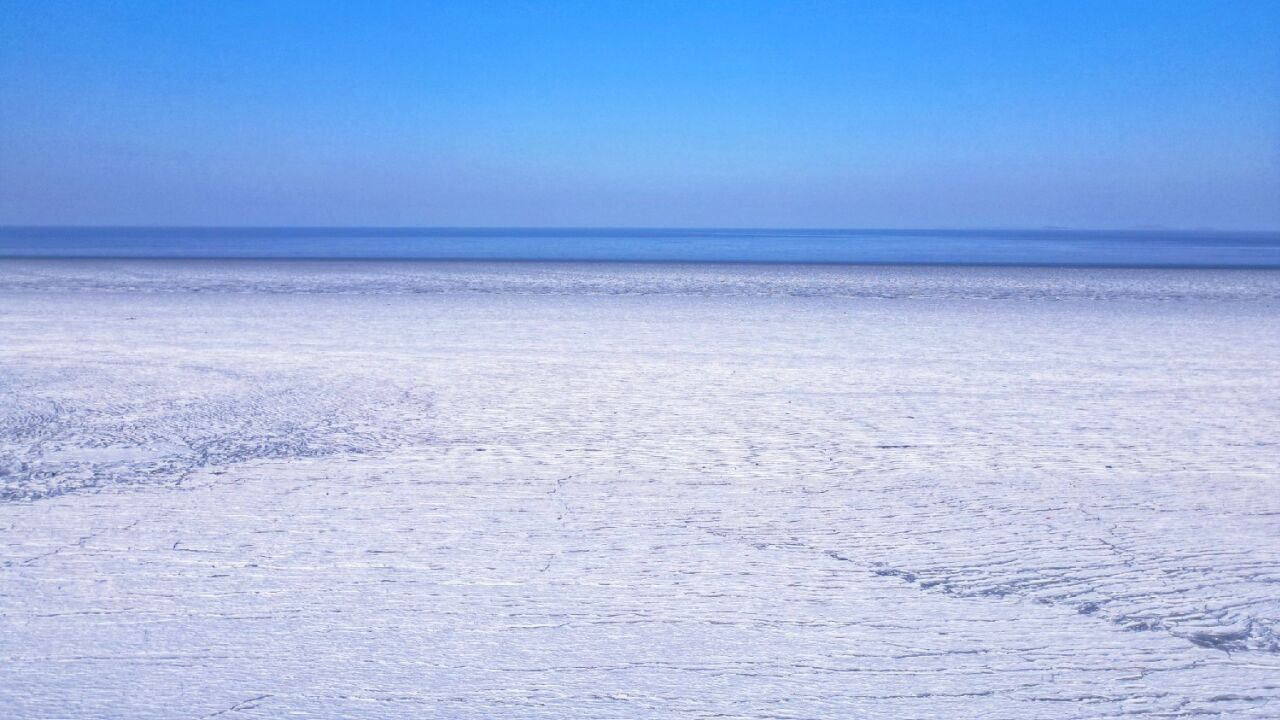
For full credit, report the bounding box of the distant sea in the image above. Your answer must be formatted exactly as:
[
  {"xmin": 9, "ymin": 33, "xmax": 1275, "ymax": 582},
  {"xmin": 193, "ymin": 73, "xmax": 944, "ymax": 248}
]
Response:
[{"xmin": 2, "ymin": 227, "xmax": 1279, "ymax": 268}]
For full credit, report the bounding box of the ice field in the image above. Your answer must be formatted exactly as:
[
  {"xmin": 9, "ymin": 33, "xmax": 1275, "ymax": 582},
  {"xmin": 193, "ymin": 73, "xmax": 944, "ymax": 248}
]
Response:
[{"xmin": 2, "ymin": 260, "xmax": 1279, "ymax": 718}]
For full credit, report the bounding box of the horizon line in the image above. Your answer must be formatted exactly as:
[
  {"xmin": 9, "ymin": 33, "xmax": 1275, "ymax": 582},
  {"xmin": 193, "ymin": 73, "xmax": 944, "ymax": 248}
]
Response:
[{"xmin": 3, "ymin": 224, "xmax": 1279, "ymax": 234}]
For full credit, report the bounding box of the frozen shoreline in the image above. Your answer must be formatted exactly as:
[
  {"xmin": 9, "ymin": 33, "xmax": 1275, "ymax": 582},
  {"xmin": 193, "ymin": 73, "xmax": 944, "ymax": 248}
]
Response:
[{"xmin": 2, "ymin": 261, "xmax": 1279, "ymax": 717}]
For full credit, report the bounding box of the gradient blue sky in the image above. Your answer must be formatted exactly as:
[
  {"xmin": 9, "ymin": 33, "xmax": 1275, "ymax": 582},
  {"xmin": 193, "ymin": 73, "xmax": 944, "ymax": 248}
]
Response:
[{"xmin": 1, "ymin": 1, "xmax": 1278, "ymax": 229}]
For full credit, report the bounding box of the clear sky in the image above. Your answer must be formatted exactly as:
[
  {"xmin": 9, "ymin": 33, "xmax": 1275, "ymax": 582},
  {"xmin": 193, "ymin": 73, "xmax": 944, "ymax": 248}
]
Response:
[{"xmin": 1, "ymin": 0, "xmax": 1278, "ymax": 229}]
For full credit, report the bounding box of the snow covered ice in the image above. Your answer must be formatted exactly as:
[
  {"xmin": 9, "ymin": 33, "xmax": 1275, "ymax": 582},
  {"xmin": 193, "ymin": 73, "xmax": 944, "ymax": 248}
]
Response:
[{"xmin": 2, "ymin": 260, "xmax": 1279, "ymax": 718}]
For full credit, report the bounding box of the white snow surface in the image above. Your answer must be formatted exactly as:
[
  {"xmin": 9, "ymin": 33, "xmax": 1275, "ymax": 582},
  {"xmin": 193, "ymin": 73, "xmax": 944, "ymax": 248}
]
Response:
[{"xmin": 2, "ymin": 260, "xmax": 1279, "ymax": 718}]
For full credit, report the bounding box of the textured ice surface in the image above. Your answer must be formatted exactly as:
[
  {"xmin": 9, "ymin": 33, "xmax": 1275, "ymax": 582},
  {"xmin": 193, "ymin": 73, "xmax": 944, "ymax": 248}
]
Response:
[
  {"xmin": 4, "ymin": 258, "xmax": 1280, "ymax": 301},
  {"xmin": 2, "ymin": 261, "xmax": 1279, "ymax": 718}
]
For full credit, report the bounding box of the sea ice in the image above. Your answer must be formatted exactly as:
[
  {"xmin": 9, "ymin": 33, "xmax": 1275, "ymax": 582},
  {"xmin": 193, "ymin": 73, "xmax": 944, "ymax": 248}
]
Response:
[{"xmin": 2, "ymin": 260, "xmax": 1278, "ymax": 718}]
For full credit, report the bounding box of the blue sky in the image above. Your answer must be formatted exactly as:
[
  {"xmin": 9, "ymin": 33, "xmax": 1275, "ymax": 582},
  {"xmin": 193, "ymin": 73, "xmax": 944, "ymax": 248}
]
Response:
[{"xmin": 1, "ymin": 1, "xmax": 1277, "ymax": 228}]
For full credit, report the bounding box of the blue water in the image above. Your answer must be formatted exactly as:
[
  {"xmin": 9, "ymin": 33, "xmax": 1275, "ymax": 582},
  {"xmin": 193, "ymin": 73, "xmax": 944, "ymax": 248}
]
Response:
[{"xmin": 1, "ymin": 227, "xmax": 1279, "ymax": 267}]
